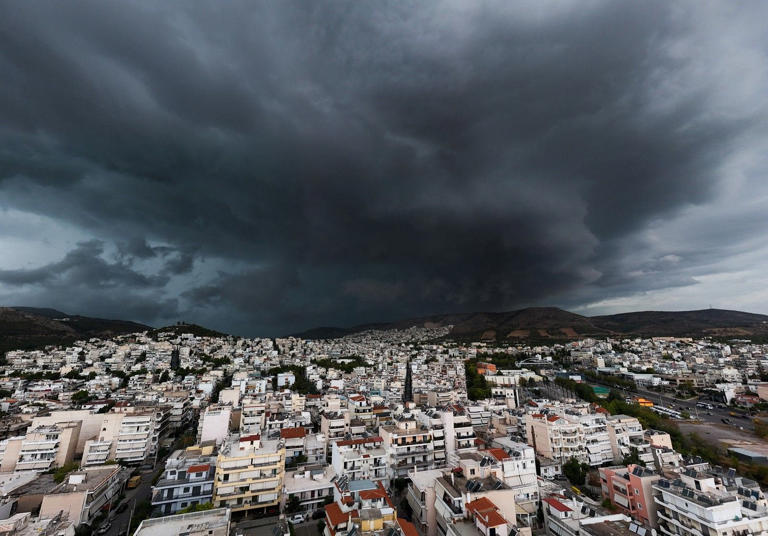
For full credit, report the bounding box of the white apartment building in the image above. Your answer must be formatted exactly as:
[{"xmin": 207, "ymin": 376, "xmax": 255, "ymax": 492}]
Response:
[
  {"xmin": 152, "ymin": 445, "xmax": 217, "ymax": 515},
  {"xmin": 526, "ymin": 413, "xmax": 588, "ymax": 464},
  {"xmin": 379, "ymin": 418, "xmax": 435, "ymax": 479},
  {"xmin": 331, "ymin": 436, "xmax": 388, "ymax": 483},
  {"xmin": 576, "ymin": 413, "xmax": 614, "ymax": 466},
  {"xmin": 488, "ymin": 439, "xmax": 539, "ymax": 524},
  {"xmin": 198, "ymin": 404, "xmax": 232, "ymax": 445},
  {"xmin": 654, "ymin": 466, "xmax": 768, "ymax": 536},
  {"xmin": 82, "ymin": 411, "xmax": 157, "ymax": 466},
  {"xmin": 607, "ymin": 415, "xmax": 654, "ymax": 465}
]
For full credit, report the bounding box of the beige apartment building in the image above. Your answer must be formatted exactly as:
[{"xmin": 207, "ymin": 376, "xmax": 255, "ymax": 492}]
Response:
[
  {"xmin": 0, "ymin": 422, "xmax": 81, "ymax": 472},
  {"xmin": 212, "ymin": 434, "xmax": 285, "ymax": 517}
]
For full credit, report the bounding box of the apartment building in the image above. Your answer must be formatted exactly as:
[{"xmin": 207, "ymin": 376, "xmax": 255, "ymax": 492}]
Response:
[
  {"xmin": 433, "ymin": 465, "xmax": 517, "ymax": 536},
  {"xmin": 599, "ymin": 464, "xmax": 660, "ymax": 528},
  {"xmin": 198, "ymin": 404, "xmax": 233, "ymax": 445},
  {"xmin": 380, "ymin": 417, "xmax": 435, "ymax": 479},
  {"xmin": 541, "ymin": 495, "xmax": 633, "ymax": 536},
  {"xmin": 133, "ymin": 507, "xmax": 231, "ymax": 536},
  {"xmin": 577, "ymin": 413, "xmax": 614, "ymax": 466},
  {"xmin": 526, "ymin": 413, "xmax": 587, "ymax": 464},
  {"xmin": 0, "ymin": 422, "xmax": 80, "ymax": 472},
  {"xmin": 320, "ymin": 412, "xmax": 347, "ymax": 442},
  {"xmin": 487, "ymin": 439, "xmax": 539, "ymax": 525},
  {"xmin": 407, "ymin": 469, "xmax": 445, "ymax": 536},
  {"xmin": 606, "ymin": 415, "xmax": 654, "ymax": 465},
  {"xmin": 331, "ymin": 436, "xmax": 388, "ymax": 483},
  {"xmin": 151, "ymin": 445, "xmax": 217, "ymax": 515},
  {"xmin": 82, "ymin": 411, "xmax": 157, "ymax": 466},
  {"xmin": 284, "ymin": 465, "xmax": 335, "ymax": 514},
  {"xmin": 323, "ymin": 477, "xmax": 400, "ymax": 536},
  {"xmin": 39, "ymin": 465, "xmax": 129, "ymax": 526},
  {"xmin": 212, "ymin": 434, "xmax": 285, "ymax": 516},
  {"xmin": 653, "ymin": 465, "xmax": 768, "ymax": 536}
]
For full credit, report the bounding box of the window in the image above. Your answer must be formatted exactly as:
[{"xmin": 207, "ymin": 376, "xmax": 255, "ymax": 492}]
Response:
[
  {"xmin": 635, "ymin": 489, "xmax": 639, "ymax": 495},
  {"xmin": 637, "ymin": 502, "xmax": 643, "ymax": 510}
]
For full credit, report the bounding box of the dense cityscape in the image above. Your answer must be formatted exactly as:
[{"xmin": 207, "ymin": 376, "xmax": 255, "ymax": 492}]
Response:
[
  {"xmin": 2, "ymin": 324, "xmax": 768, "ymax": 536},
  {"xmin": 3, "ymin": 2, "xmax": 768, "ymax": 536}
]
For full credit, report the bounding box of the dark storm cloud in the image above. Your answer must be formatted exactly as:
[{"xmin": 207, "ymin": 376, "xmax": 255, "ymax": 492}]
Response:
[{"xmin": 0, "ymin": 0, "xmax": 766, "ymax": 334}]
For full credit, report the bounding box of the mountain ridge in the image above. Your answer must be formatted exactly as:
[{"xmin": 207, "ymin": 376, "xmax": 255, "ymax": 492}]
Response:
[
  {"xmin": 290, "ymin": 306, "xmax": 768, "ymax": 341},
  {"xmin": 0, "ymin": 306, "xmax": 151, "ymax": 354}
]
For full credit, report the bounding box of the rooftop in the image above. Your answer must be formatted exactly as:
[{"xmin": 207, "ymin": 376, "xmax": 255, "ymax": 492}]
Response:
[{"xmin": 133, "ymin": 507, "xmax": 230, "ymax": 536}]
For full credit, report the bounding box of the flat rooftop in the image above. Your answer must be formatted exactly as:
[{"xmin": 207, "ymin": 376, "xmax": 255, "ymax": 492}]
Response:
[{"xmin": 134, "ymin": 507, "xmax": 230, "ymax": 536}]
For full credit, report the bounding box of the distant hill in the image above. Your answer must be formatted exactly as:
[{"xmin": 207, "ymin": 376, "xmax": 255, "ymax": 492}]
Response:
[
  {"xmin": 0, "ymin": 307, "xmax": 151, "ymax": 354},
  {"xmin": 292, "ymin": 307, "xmax": 768, "ymax": 341},
  {"xmin": 148, "ymin": 323, "xmax": 227, "ymax": 338}
]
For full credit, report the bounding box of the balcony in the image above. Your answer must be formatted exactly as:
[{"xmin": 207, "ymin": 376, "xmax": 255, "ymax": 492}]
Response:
[{"xmin": 395, "ymin": 445, "xmax": 431, "ymax": 456}]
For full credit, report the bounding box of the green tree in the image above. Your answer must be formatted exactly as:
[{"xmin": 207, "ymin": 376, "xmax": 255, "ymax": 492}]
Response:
[
  {"xmin": 563, "ymin": 457, "xmax": 589, "ymax": 485},
  {"xmin": 622, "ymin": 447, "xmax": 646, "ymax": 467},
  {"xmin": 178, "ymin": 502, "xmax": 214, "ymax": 514},
  {"xmin": 286, "ymin": 495, "xmax": 302, "ymax": 514},
  {"xmin": 71, "ymin": 390, "xmax": 92, "ymax": 405}
]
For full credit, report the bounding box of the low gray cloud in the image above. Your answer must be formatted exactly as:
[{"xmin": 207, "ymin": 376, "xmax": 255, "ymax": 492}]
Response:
[{"xmin": 1, "ymin": 0, "xmax": 767, "ymax": 335}]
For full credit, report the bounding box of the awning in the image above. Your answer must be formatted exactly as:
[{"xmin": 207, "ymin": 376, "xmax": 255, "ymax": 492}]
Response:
[
  {"xmin": 613, "ymin": 494, "xmax": 629, "ymax": 508},
  {"xmin": 516, "ymin": 501, "xmax": 537, "ymax": 514}
]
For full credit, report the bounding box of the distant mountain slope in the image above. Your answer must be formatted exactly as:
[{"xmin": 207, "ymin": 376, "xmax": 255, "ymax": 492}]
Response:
[
  {"xmin": 591, "ymin": 309, "xmax": 768, "ymax": 337},
  {"xmin": 292, "ymin": 307, "xmax": 768, "ymax": 341},
  {"xmin": 0, "ymin": 307, "xmax": 151, "ymax": 354}
]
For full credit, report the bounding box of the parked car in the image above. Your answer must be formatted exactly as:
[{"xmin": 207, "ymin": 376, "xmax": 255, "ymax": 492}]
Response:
[
  {"xmin": 96, "ymin": 523, "xmax": 112, "ymax": 535},
  {"xmin": 288, "ymin": 514, "xmax": 306, "ymax": 524}
]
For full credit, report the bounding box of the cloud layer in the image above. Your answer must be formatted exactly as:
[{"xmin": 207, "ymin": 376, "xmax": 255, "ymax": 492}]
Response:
[{"xmin": 1, "ymin": 1, "xmax": 768, "ymax": 335}]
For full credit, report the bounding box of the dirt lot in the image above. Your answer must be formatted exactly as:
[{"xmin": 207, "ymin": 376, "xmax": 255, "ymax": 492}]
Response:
[{"xmin": 679, "ymin": 422, "xmax": 768, "ymax": 456}]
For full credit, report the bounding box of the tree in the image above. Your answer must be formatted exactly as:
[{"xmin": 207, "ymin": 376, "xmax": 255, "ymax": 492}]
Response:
[
  {"xmin": 563, "ymin": 457, "xmax": 589, "ymax": 485},
  {"xmin": 71, "ymin": 390, "xmax": 92, "ymax": 405},
  {"xmin": 622, "ymin": 447, "xmax": 646, "ymax": 467},
  {"xmin": 159, "ymin": 370, "xmax": 170, "ymax": 383},
  {"xmin": 178, "ymin": 502, "xmax": 214, "ymax": 514},
  {"xmin": 286, "ymin": 495, "xmax": 302, "ymax": 514}
]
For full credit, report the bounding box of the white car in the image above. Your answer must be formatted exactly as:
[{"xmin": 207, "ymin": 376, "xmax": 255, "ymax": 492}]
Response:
[{"xmin": 288, "ymin": 514, "xmax": 306, "ymax": 524}]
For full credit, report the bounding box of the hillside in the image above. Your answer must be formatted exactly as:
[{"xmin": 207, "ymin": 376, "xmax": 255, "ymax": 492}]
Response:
[
  {"xmin": 292, "ymin": 307, "xmax": 768, "ymax": 341},
  {"xmin": 591, "ymin": 309, "xmax": 768, "ymax": 338},
  {"xmin": 0, "ymin": 307, "xmax": 150, "ymax": 354}
]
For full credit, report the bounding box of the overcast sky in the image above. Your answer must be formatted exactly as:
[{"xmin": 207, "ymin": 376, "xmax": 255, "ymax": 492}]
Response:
[{"xmin": 1, "ymin": 1, "xmax": 768, "ymax": 336}]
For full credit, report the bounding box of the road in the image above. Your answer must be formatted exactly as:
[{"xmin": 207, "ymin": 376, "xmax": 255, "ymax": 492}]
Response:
[
  {"xmin": 589, "ymin": 380, "xmax": 755, "ymax": 431},
  {"xmin": 293, "ymin": 519, "xmax": 320, "ymax": 536},
  {"xmin": 100, "ymin": 455, "xmax": 169, "ymax": 536},
  {"xmin": 531, "ymin": 379, "xmax": 755, "ymax": 432}
]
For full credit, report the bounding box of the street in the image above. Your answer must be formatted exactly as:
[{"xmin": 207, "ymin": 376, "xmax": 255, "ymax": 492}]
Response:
[
  {"xmin": 101, "ymin": 456, "xmax": 168, "ymax": 536},
  {"xmin": 531, "ymin": 379, "xmax": 755, "ymax": 432}
]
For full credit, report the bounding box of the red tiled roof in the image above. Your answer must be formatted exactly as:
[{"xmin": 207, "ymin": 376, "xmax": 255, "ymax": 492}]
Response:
[
  {"xmin": 359, "ymin": 488, "xmax": 387, "ymax": 500},
  {"xmin": 543, "ymin": 497, "xmax": 572, "ymax": 513},
  {"xmin": 335, "ymin": 436, "xmax": 382, "ymax": 447},
  {"xmin": 280, "ymin": 427, "xmax": 307, "ymax": 439},
  {"xmin": 187, "ymin": 464, "xmax": 210, "ymax": 473},
  {"xmin": 531, "ymin": 413, "xmax": 545, "ymax": 418},
  {"xmin": 398, "ymin": 518, "xmax": 419, "ymax": 536},
  {"xmin": 486, "ymin": 448, "xmax": 509, "ymax": 461},
  {"xmin": 466, "ymin": 497, "xmax": 496, "ymax": 515},
  {"xmin": 547, "ymin": 415, "xmax": 560, "ymax": 422},
  {"xmin": 325, "ymin": 503, "xmax": 356, "ymax": 526},
  {"xmin": 477, "ymin": 510, "xmax": 507, "ymax": 528},
  {"xmin": 239, "ymin": 434, "xmax": 261, "ymax": 442}
]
